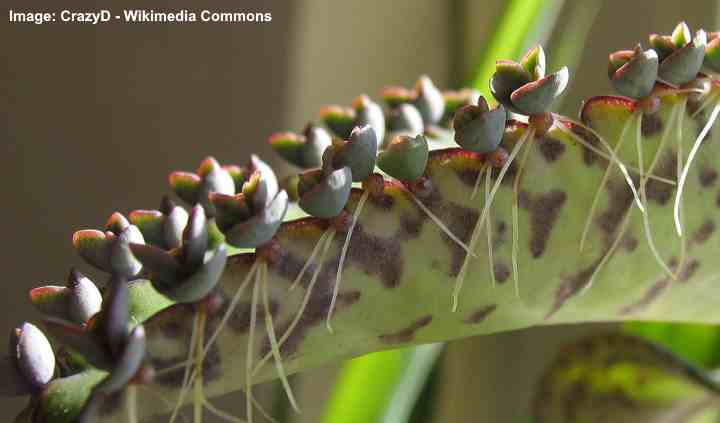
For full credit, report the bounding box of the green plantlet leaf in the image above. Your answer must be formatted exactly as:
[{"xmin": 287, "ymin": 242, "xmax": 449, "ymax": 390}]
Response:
[
  {"xmin": 650, "ymin": 34, "xmax": 677, "ymax": 62},
  {"xmin": 672, "ymin": 21, "xmax": 692, "ymax": 48},
  {"xmin": 453, "ymin": 97, "xmax": 507, "ymax": 153},
  {"xmin": 387, "ymin": 103, "xmax": 425, "ymax": 136},
  {"xmin": 298, "ymin": 166, "xmax": 353, "ymax": 218},
  {"xmin": 128, "ymin": 209, "xmax": 164, "ymax": 247},
  {"xmin": 126, "ymin": 279, "xmax": 174, "ymax": 324},
  {"xmin": 533, "ymin": 333, "xmax": 720, "ymax": 423},
  {"xmin": 381, "ymin": 86, "xmax": 413, "ymax": 108},
  {"xmin": 35, "ymin": 369, "xmax": 107, "ymax": 423},
  {"xmin": 268, "ymin": 125, "xmax": 332, "ymax": 169},
  {"xmin": 333, "ymin": 125, "xmax": 378, "ymax": 182},
  {"xmin": 610, "ymin": 46, "xmax": 659, "ymax": 99},
  {"xmin": 705, "ymin": 33, "xmax": 720, "ymax": 72},
  {"xmin": 521, "ymin": 44, "xmax": 546, "ymax": 80},
  {"xmin": 354, "ymin": 94, "xmax": 386, "ymax": 144},
  {"xmin": 658, "ymin": 30, "xmax": 707, "ymax": 87},
  {"xmin": 222, "ymin": 164, "xmax": 247, "ymax": 192},
  {"xmin": 441, "ymin": 88, "xmax": 480, "ymax": 127},
  {"xmin": 490, "ymin": 60, "xmax": 533, "ymax": 110},
  {"xmin": 224, "ymin": 190, "xmax": 289, "ymax": 248},
  {"xmin": 321, "ymin": 105, "xmax": 356, "ymax": 139},
  {"xmin": 168, "ymin": 171, "xmax": 202, "ymax": 205},
  {"xmin": 377, "ymin": 134, "xmax": 429, "ymax": 181},
  {"xmin": 14, "ymin": 323, "xmax": 55, "ymax": 391},
  {"xmin": 96, "ymin": 325, "xmax": 145, "ymax": 395},
  {"xmin": 72, "ymin": 230, "xmax": 113, "ymax": 272},
  {"xmin": 29, "ymin": 286, "xmax": 70, "ymax": 322},
  {"xmin": 412, "ymin": 75, "xmax": 445, "ymax": 125},
  {"xmin": 510, "ymin": 66, "xmax": 569, "ymax": 115}
]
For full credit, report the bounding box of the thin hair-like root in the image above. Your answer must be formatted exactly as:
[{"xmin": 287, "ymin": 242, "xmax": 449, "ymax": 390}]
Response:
[
  {"xmin": 578, "ymin": 114, "xmax": 634, "ymax": 252},
  {"xmin": 252, "ymin": 230, "xmax": 335, "ymax": 376},
  {"xmin": 168, "ymin": 312, "xmax": 201, "ymax": 423},
  {"xmin": 261, "ymin": 262, "xmax": 300, "ymax": 413},
  {"xmin": 511, "ymin": 135, "xmax": 534, "ymax": 297},
  {"xmin": 290, "ymin": 230, "xmax": 331, "ymax": 291},
  {"xmin": 674, "ymin": 100, "xmax": 688, "ymax": 279},
  {"xmin": 202, "ymin": 399, "xmax": 244, "ymax": 423},
  {"xmin": 690, "ymin": 92, "xmax": 719, "ymax": 118},
  {"xmin": 582, "ymin": 209, "xmax": 633, "ymax": 293},
  {"xmin": 556, "ymin": 120, "xmax": 645, "ymax": 213},
  {"xmin": 674, "ymin": 99, "xmax": 720, "ymax": 235},
  {"xmin": 245, "ymin": 273, "xmax": 261, "ymax": 423},
  {"xmin": 201, "ymin": 261, "xmax": 258, "ymax": 358},
  {"xmin": 408, "ymin": 191, "xmax": 477, "ymax": 258},
  {"xmin": 451, "ymin": 128, "xmax": 533, "ymax": 311},
  {"xmin": 127, "ymin": 385, "xmax": 138, "ymax": 423},
  {"xmin": 327, "ymin": 190, "xmax": 369, "ymax": 333},
  {"xmin": 635, "ymin": 111, "xmax": 676, "ymax": 279},
  {"xmin": 470, "ymin": 165, "xmax": 487, "ymax": 200},
  {"xmin": 192, "ymin": 311, "xmax": 206, "ymax": 423},
  {"xmin": 484, "ymin": 169, "xmax": 496, "ymax": 287}
]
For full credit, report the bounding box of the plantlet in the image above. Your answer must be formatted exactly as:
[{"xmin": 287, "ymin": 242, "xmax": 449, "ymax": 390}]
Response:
[{"xmin": 3, "ymin": 20, "xmax": 720, "ymax": 423}]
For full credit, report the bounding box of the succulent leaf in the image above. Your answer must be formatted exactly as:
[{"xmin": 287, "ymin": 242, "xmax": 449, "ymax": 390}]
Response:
[
  {"xmin": 412, "ymin": 75, "xmax": 445, "ymax": 125},
  {"xmin": 453, "ymin": 97, "xmax": 507, "ymax": 153},
  {"xmin": 609, "ymin": 46, "xmax": 659, "ymax": 99},
  {"xmin": 298, "ymin": 166, "xmax": 353, "ymax": 218},
  {"xmin": 377, "ymin": 134, "xmax": 429, "ymax": 181},
  {"xmin": 332, "ymin": 125, "xmax": 378, "ymax": 182},
  {"xmin": 14, "ymin": 323, "xmax": 55, "ymax": 391},
  {"xmin": 387, "ymin": 103, "xmax": 425, "ymax": 136}
]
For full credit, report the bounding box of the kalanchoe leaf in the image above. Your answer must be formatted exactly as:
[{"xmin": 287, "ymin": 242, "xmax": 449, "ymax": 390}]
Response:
[
  {"xmin": 332, "ymin": 125, "xmax": 378, "ymax": 182},
  {"xmin": 510, "ymin": 67, "xmax": 569, "ymax": 115},
  {"xmin": 222, "ymin": 164, "xmax": 246, "ymax": 192},
  {"xmin": 248, "ymin": 155, "xmax": 280, "ymax": 210},
  {"xmin": 128, "ymin": 243, "xmax": 181, "ymax": 283},
  {"xmin": 381, "ymin": 86, "xmax": 413, "ymax": 108},
  {"xmin": 649, "ymin": 33, "xmax": 676, "ymax": 62},
  {"xmin": 705, "ymin": 32, "xmax": 720, "ymax": 72},
  {"xmin": 37, "ymin": 369, "xmax": 107, "ymax": 423},
  {"xmin": 353, "ymin": 94, "xmax": 386, "ymax": 144},
  {"xmin": 490, "ymin": 60, "xmax": 533, "ymax": 110},
  {"xmin": 281, "ymin": 174, "xmax": 300, "ymax": 202},
  {"xmin": 109, "ymin": 225, "xmax": 144, "ymax": 277},
  {"xmin": 609, "ymin": 46, "xmax": 659, "ymax": 99},
  {"xmin": 182, "ymin": 205, "xmax": 209, "ymax": 269},
  {"xmin": 377, "ymin": 134, "xmax": 429, "ymax": 181},
  {"xmin": 671, "ymin": 21, "xmax": 692, "ymax": 47},
  {"xmin": 29, "ymin": 286, "xmax": 70, "ymax": 323},
  {"xmin": 453, "ymin": 96, "xmax": 507, "ymax": 153},
  {"xmin": 268, "ymin": 123, "xmax": 332, "ymax": 169},
  {"xmin": 72, "ymin": 230, "xmax": 113, "ymax": 272},
  {"xmin": 157, "ymin": 245, "xmax": 228, "ymax": 303},
  {"xmin": 127, "ymin": 209, "xmax": 164, "ymax": 247},
  {"xmin": 520, "ymin": 45, "xmax": 546, "ymax": 80},
  {"xmin": 14, "ymin": 323, "xmax": 55, "ymax": 391},
  {"xmin": 163, "ymin": 202, "xmax": 189, "ymax": 250},
  {"xmin": 659, "ymin": 31, "xmax": 707, "ymax": 86},
  {"xmin": 103, "ymin": 276, "xmax": 130, "ymax": 357},
  {"xmin": 209, "ymin": 192, "xmax": 252, "ymax": 232},
  {"xmin": 441, "ymin": 88, "xmax": 480, "ymax": 127},
  {"xmin": 130, "ymin": 197, "xmax": 190, "ymax": 251},
  {"xmin": 67, "ymin": 269, "xmax": 102, "ymax": 324},
  {"xmin": 224, "ymin": 190, "xmax": 289, "ymax": 248},
  {"xmin": 387, "ymin": 103, "xmax": 425, "ymax": 137},
  {"xmin": 412, "ymin": 75, "xmax": 445, "ymax": 125},
  {"xmin": 320, "ymin": 105, "xmax": 356, "ymax": 139},
  {"xmin": 298, "ymin": 166, "xmax": 353, "ymax": 218},
  {"xmin": 105, "ymin": 212, "xmax": 130, "ymax": 236},
  {"xmin": 41, "ymin": 318, "xmax": 111, "ymax": 370},
  {"xmin": 96, "ymin": 325, "xmax": 146, "ymax": 395},
  {"xmin": 169, "ymin": 156, "xmax": 235, "ymax": 214}
]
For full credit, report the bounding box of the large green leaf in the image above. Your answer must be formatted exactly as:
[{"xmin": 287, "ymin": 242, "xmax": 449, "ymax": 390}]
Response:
[{"xmin": 533, "ymin": 333, "xmax": 720, "ymax": 423}]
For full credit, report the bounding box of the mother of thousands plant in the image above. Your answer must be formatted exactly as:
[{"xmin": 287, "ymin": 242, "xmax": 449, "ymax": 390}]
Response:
[{"xmin": 3, "ymin": 21, "xmax": 720, "ymax": 423}]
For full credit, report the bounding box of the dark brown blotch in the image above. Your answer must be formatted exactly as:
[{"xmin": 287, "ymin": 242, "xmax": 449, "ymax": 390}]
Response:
[
  {"xmin": 700, "ymin": 168, "xmax": 718, "ymax": 188},
  {"xmin": 537, "ymin": 137, "xmax": 566, "ymax": 163},
  {"xmin": 379, "ymin": 315, "xmax": 433, "ymax": 344},
  {"xmin": 464, "ymin": 305, "xmax": 497, "ymax": 324},
  {"xmin": 570, "ymin": 123, "xmax": 603, "ymax": 166},
  {"xmin": 518, "ymin": 190, "xmax": 567, "ymax": 258},
  {"xmin": 494, "ymin": 261, "xmax": 510, "ymax": 283},
  {"xmin": 693, "ymin": 220, "xmax": 715, "ymax": 245},
  {"xmin": 641, "ymin": 113, "xmax": 662, "ymax": 137},
  {"xmin": 645, "ymin": 152, "xmax": 677, "ymax": 206},
  {"xmin": 597, "ymin": 178, "xmax": 635, "ymax": 246}
]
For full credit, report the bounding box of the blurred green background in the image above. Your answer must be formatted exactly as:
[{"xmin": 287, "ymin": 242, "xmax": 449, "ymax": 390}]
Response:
[{"xmin": 1, "ymin": 1, "xmax": 718, "ymax": 421}]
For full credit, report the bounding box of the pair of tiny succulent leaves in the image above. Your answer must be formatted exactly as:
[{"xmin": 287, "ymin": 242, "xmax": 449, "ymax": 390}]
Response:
[
  {"xmin": 609, "ymin": 22, "xmax": 709, "ymax": 100},
  {"xmin": 4, "ymin": 269, "xmax": 148, "ymax": 421},
  {"xmin": 453, "ymin": 45, "xmax": 568, "ymax": 155},
  {"xmin": 270, "ymin": 77, "xmax": 449, "ymax": 219}
]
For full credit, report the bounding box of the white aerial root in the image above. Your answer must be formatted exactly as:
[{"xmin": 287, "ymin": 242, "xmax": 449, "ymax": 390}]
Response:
[
  {"xmin": 511, "ymin": 137, "xmax": 534, "ymax": 297},
  {"xmin": 127, "ymin": 385, "xmax": 138, "ymax": 423},
  {"xmin": 556, "ymin": 119, "xmax": 645, "ymax": 214},
  {"xmin": 582, "ymin": 208, "xmax": 633, "ymax": 293},
  {"xmin": 202, "ymin": 261, "xmax": 258, "ymax": 358},
  {"xmin": 673, "ymin": 98, "xmax": 720, "ymax": 236},
  {"xmin": 245, "ymin": 274, "xmax": 261, "ymax": 423},
  {"xmin": 470, "ymin": 165, "xmax": 487, "ymax": 200},
  {"xmin": 327, "ymin": 190, "xmax": 369, "ymax": 333},
  {"xmin": 168, "ymin": 312, "xmax": 201, "ymax": 423},
  {"xmin": 484, "ymin": 169, "xmax": 496, "ymax": 287},
  {"xmin": 578, "ymin": 114, "xmax": 634, "ymax": 252},
  {"xmin": 674, "ymin": 102, "xmax": 688, "ymax": 279},
  {"xmin": 289, "ymin": 230, "xmax": 331, "ymax": 291},
  {"xmin": 635, "ymin": 111, "xmax": 676, "ymax": 279},
  {"xmin": 451, "ymin": 128, "xmax": 533, "ymax": 311},
  {"xmin": 408, "ymin": 191, "xmax": 477, "ymax": 258},
  {"xmin": 261, "ymin": 262, "xmax": 300, "ymax": 413},
  {"xmin": 252, "ymin": 231, "xmax": 335, "ymax": 377}
]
